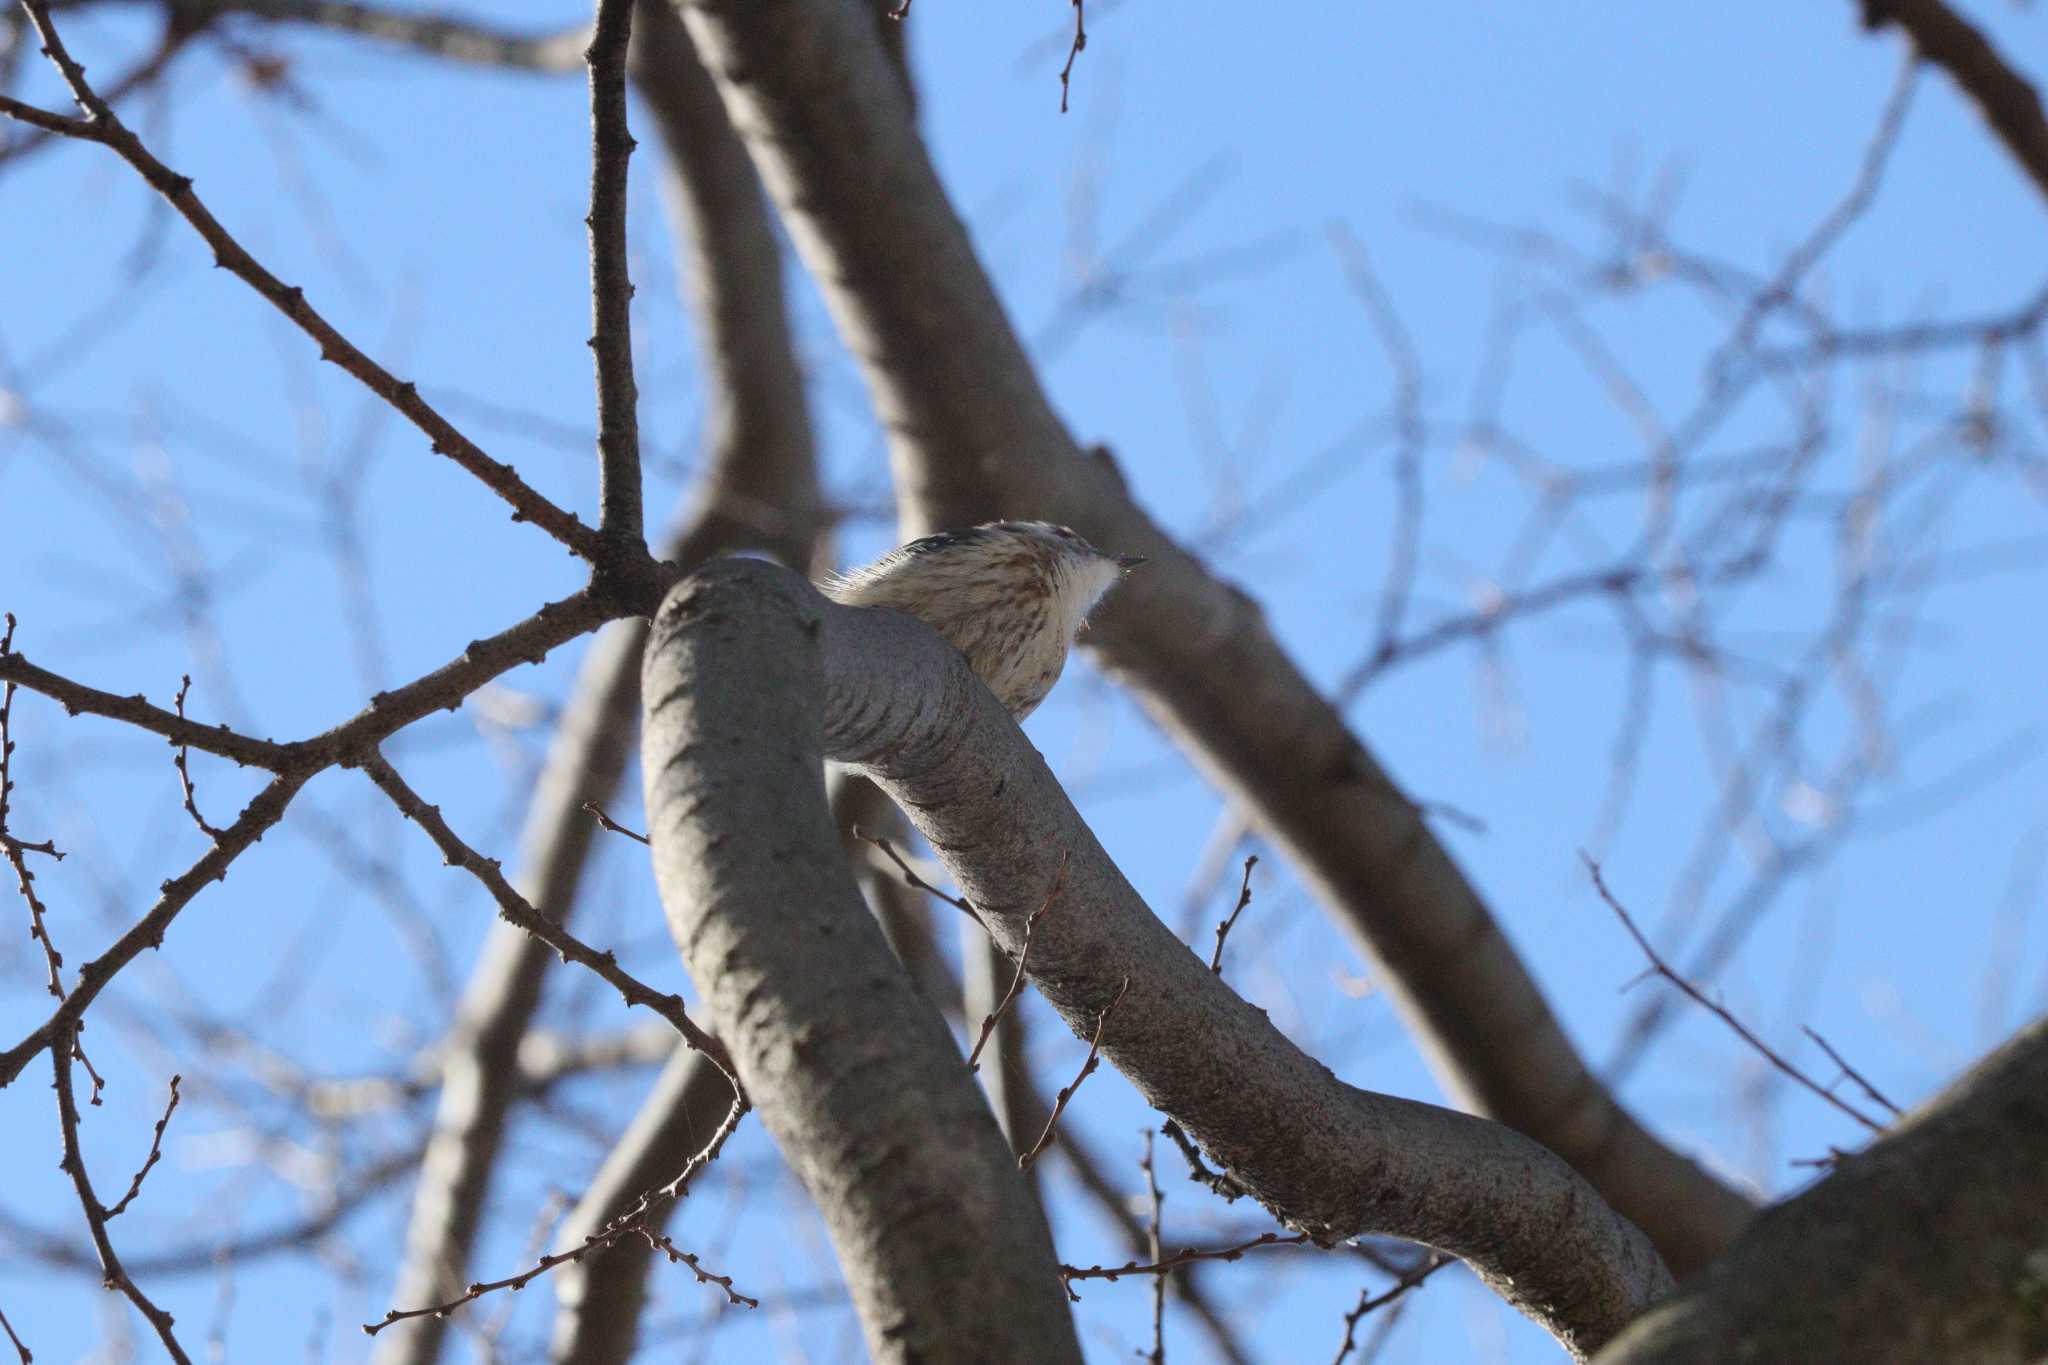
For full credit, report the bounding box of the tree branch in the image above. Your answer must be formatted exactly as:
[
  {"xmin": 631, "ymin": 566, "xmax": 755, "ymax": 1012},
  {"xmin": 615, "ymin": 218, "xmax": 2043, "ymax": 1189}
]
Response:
[
  {"xmin": 641, "ymin": 561, "xmax": 1083, "ymax": 1364},
  {"xmin": 1859, "ymin": 0, "xmax": 2048, "ymax": 206},
  {"xmin": 8, "ymin": 0, "xmax": 605, "ymax": 560},
  {"xmin": 1597, "ymin": 1013, "xmax": 2048, "ymax": 1363},
  {"xmin": 585, "ymin": 0, "xmax": 644, "ymax": 544},
  {"xmin": 649, "ymin": 559, "xmax": 1675, "ymax": 1360},
  {"xmin": 370, "ymin": 1, "xmax": 827, "ymax": 1349},
  {"xmin": 674, "ymin": 0, "xmax": 1753, "ymax": 1274}
]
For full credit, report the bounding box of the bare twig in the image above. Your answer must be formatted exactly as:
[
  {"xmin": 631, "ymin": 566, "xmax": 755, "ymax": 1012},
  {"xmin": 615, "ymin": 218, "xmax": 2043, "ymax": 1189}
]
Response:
[
  {"xmin": 1160, "ymin": 1118, "xmax": 1245, "ymax": 1200},
  {"xmin": 104, "ymin": 1074, "xmax": 181, "ymax": 1219},
  {"xmin": 0, "ymin": 614, "xmax": 67, "ymax": 1000},
  {"xmin": 0, "ymin": 3, "xmax": 202, "ymax": 167},
  {"xmin": 1057, "ymin": 0, "xmax": 1086, "ymax": 113},
  {"xmin": 968, "ymin": 852, "xmax": 1068, "ymax": 1071},
  {"xmin": 1207, "ymin": 854, "xmax": 1258, "ymax": 975},
  {"xmin": 361, "ymin": 751, "xmax": 739, "ymax": 1087},
  {"xmin": 169, "ymin": 677, "xmax": 224, "ymax": 841},
  {"xmin": 363, "ymin": 1110, "xmax": 755, "ymax": 1339},
  {"xmin": 0, "ymin": 773, "xmax": 307, "ymax": 1089},
  {"xmin": 1059, "ymin": 1229, "xmax": 1311, "ymax": 1298},
  {"xmin": 1140, "ymin": 1130, "xmax": 1166, "ymax": 1365},
  {"xmin": 51, "ymin": 1033, "xmax": 192, "ymax": 1364},
  {"xmin": 1331, "ymin": 1254, "xmax": 1450, "ymax": 1364},
  {"xmin": 0, "ymin": 646, "xmax": 294, "ymax": 768},
  {"xmin": 1019, "ymin": 976, "xmax": 1130, "ymax": 1171},
  {"xmin": 194, "ymin": 0, "xmax": 589, "ymax": 71},
  {"xmin": 1583, "ymin": 854, "xmax": 1886, "ymax": 1132},
  {"xmin": 854, "ymin": 825, "xmax": 975, "ymax": 914},
  {"xmin": 1327, "ymin": 224, "xmax": 1426, "ymax": 666},
  {"xmin": 0, "ymin": 1303, "xmax": 28, "ymax": 1365},
  {"xmin": 3, "ymin": 0, "xmax": 605, "ymax": 562},
  {"xmin": 1803, "ymin": 1027, "xmax": 1904, "ymax": 1118},
  {"xmin": 582, "ymin": 799, "xmax": 649, "ymax": 845},
  {"xmin": 585, "ymin": 0, "xmax": 643, "ymax": 543}
]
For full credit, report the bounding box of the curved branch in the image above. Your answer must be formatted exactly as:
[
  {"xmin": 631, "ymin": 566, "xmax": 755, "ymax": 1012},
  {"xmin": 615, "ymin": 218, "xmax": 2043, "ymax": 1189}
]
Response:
[
  {"xmin": 640, "ymin": 561, "xmax": 1083, "ymax": 1364},
  {"xmin": 650, "ymin": 559, "xmax": 1674, "ymax": 1359},
  {"xmin": 674, "ymin": 0, "xmax": 1753, "ymax": 1274}
]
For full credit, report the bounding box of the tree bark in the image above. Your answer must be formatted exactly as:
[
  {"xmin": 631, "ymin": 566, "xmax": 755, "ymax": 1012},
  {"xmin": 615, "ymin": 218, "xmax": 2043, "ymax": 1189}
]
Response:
[
  {"xmin": 1597, "ymin": 1013, "xmax": 2048, "ymax": 1364},
  {"xmin": 671, "ymin": 0, "xmax": 1754, "ymax": 1275},
  {"xmin": 644, "ymin": 557, "xmax": 1676, "ymax": 1360},
  {"xmin": 641, "ymin": 560, "xmax": 1084, "ymax": 1364}
]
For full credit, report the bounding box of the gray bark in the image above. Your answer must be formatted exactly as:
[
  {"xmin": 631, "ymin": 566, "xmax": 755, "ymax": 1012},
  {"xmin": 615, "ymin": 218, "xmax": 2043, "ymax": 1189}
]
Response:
[
  {"xmin": 1596, "ymin": 1013, "xmax": 2048, "ymax": 1364},
  {"xmin": 672, "ymin": 0, "xmax": 1752, "ymax": 1275},
  {"xmin": 377, "ymin": 5, "xmax": 825, "ymax": 1356},
  {"xmin": 640, "ymin": 562, "xmax": 1083, "ymax": 1364},
  {"xmin": 644, "ymin": 557, "xmax": 1676, "ymax": 1360}
]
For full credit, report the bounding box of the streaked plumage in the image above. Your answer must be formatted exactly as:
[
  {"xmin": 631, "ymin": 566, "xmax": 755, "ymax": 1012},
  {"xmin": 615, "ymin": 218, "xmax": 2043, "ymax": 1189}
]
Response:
[{"xmin": 822, "ymin": 520, "xmax": 1145, "ymax": 720}]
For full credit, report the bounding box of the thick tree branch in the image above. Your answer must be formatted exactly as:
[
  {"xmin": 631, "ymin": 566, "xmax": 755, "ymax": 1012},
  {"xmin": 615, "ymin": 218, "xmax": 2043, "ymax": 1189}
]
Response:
[
  {"xmin": 675, "ymin": 0, "xmax": 1753, "ymax": 1274},
  {"xmin": 641, "ymin": 562, "xmax": 1083, "ymax": 1364},
  {"xmin": 1597, "ymin": 1013, "xmax": 2048, "ymax": 1363},
  {"xmin": 647, "ymin": 559, "xmax": 1675, "ymax": 1359},
  {"xmin": 373, "ymin": 6, "xmax": 825, "ymax": 1351}
]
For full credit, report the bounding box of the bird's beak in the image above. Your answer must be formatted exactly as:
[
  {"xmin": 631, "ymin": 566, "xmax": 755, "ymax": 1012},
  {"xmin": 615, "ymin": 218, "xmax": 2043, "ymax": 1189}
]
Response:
[{"xmin": 1114, "ymin": 554, "xmax": 1148, "ymax": 572}]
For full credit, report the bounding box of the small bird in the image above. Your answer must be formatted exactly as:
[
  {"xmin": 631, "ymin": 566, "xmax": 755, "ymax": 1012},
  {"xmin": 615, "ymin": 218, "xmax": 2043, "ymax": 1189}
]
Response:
[{"xmin": 822, "ymin": 520, "xmax": 1146, "ymax": 721}]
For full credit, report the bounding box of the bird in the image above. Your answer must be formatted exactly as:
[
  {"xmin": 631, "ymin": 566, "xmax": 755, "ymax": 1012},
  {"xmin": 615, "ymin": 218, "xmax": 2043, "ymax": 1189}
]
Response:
[{"xmin": 821, "ymin": 520, "xmax": 1147, "ymax": 721}]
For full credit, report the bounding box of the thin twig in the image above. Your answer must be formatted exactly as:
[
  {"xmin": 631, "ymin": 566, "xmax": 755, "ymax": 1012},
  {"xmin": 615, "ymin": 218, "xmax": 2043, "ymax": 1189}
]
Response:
[
  {"xmin": 4, "ymin": 0, "xmax": 604, "ymax": 561},
  {"xmin": 1058, "ymin": 1229, "xmax": 1311, "ymax": 1298},
  {"xmin": 364, "ymin": 1117, "xmax": 755, "ymax": 1338},
  {"xmin": 0, "ymin": 1303, "xmax": 29, "ymax": 1365},
  {"xmin": 1582, "ymin": 854, "xmax": 1886, "ymax": 1132},
  {"xmin": 854, "ymin": 826, "xmax": 975, "ymax": 915},
  {"xmin": 967, "ymin": 852, "xmax": 1068, "ymax": 1071},
  {"xmin": 582, "ymin": 800, "xmax": 649, "ymax": 845},
  {"xmin": 0, "ymin": 614, "xmax": 68, "ymax": 1000},
  {"xmin": 170, "ymin": 677, "xmax": 224, "ymax": 841},
  {"xmin": 1019, "ymin": 976, "xmax": 1129, "ymax": 1172},
  {"xmin": 1803, "ymin": 1026, "xmax": 1903, "ymax": 1117},
  {"xmin": 0, "ymin": 773, "xmax": 307, "ymax": 1090},
  {"xmin": 104, "ymin": 1074, "xmax": 181, "ymax": 1219},
  {"xmin": 1331, "ymin": 1254, "xmax": 1450, "ymax": 1364},
  {"xmin": 1057, "ymin": 0, "xmax": 1086, "ymax": 113},
  {"xmin": 1140, "ymin": 1130, "xmax": 1166, "ymax": 1365},
  {"xmin": 50, "ymin": 1032, "xmax": 192, "ymax": 1364},
  {"xmin": 1159, "ymin": 1118, "xmax": 1245, "ymax": 1200},
  {"xmin": 369, "ymin": 1103, "xmax": 749, "ymax": 1336},
  {"xmin": 584, "ymin": 0, "xmax": 643, "ymax": 541},
  {"xmin": 1207, "ymin": 854, "xmax": 1257, "ymax": 975},
  {"xmin": 362, "ymin": 752, "xmax": 739, "ymax": 1088}
]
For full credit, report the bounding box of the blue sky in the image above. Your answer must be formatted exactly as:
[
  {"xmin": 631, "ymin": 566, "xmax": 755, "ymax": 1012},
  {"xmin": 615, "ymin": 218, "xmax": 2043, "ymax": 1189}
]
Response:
[{"xmin": 3, "ymin": 1, "xmax": 2045, "ymax": 1360}]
